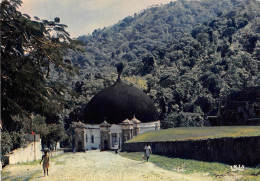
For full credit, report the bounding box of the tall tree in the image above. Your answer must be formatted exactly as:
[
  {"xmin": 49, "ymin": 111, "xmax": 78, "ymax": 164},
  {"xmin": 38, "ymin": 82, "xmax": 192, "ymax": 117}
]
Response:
[{"xmin": 1, "ymin": 0, "xmax": 80, "ymax": 153}]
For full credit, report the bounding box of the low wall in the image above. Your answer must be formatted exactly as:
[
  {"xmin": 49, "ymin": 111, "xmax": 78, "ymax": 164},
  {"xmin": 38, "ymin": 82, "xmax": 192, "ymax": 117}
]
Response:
[
  {"xmin": 122, "ymin": 136, "xmax": 260, "ymax": 166},
  {"xmin": 4, "ymin": 140, "xmax": 42, "ymax": 165},
  {"xmin": 3, "ymin": 142, "xmax": 65, "ymax": 165},
  {"xmin": 49, "ymin": 149, "xmax": 64, "ymax": 157}
]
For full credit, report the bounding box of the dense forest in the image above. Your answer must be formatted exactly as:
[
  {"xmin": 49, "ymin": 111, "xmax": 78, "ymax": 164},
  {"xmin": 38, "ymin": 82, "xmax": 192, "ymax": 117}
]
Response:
[
  {"xmin": 1, "ymin": 0, "xmax": 259, "ymax": 155},
  {"xmin": 67, "ymin": 0, "xmax": 260, "ymax": 128}
]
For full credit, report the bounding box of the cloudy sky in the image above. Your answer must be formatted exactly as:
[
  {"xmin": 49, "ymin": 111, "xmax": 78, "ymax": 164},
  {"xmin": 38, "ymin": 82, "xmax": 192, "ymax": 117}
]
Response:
[{"xmin": 20, "ymin": 0, "xmax": 173, "ymax": 38}]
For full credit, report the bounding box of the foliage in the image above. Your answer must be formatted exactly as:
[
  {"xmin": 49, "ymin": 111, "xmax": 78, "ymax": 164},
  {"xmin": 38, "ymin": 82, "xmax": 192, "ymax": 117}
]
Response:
[
  {"xmin": 124, "ymin": 76, "xmax": 148, "ymax": 90},
  {"xmin": 1, "ymin": 0, "xmax": 80, "ymax": 155},
  {"xmin": 162, "ymin": 112, "xmax": 206, "ymax": 128},
  {"xmin": 128, "ymin": 126, "xmax": 260, "ymax": 142},
  {"xmin": 66, "ymin": 0, "xmax": 259, "ymax": 128},
  {"xmin": 1, "ymin": 131, "xmax": 27, "ymax": 156},
  {"xmin": 27, "ymin": 115, "xmax": 68, "ymax": 149}
]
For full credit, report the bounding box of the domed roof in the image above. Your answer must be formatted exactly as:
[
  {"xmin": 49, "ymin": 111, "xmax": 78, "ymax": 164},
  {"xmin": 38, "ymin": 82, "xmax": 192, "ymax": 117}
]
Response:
[{"xmin": 82, "ymin": 78, "xmax": 158, "ymax": 124}]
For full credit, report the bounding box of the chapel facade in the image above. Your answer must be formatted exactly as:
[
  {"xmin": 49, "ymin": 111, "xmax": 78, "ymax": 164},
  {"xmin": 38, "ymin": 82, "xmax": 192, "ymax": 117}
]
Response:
[{"xmin": 73, "ymin": 117, "xmax": 160, "ymax": 151}]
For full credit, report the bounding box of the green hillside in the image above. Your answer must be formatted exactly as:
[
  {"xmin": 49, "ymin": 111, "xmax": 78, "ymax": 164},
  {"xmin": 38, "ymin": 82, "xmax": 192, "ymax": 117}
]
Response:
[
  {"xmin": 74, "ymin": 0, "xmax": 243, "ymax": 69},
  {"xmin": 128, "ymin": 126, "xmax": 260, "ymax": 142},
  {"xmin": 67, "ymin": 0, "xmax": 259, "ymax": 128}
]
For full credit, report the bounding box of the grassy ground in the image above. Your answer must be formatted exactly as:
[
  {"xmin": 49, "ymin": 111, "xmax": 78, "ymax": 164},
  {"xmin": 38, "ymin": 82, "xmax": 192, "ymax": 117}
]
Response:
[
  {"xmin": 128, "ymin": 126, "xmax": 260, "ymax": 142},
  {"xmin": 119, "ymin": 152, "xmax": 260, "ymax": 180},
  {"xmin": 1, "ymin": 170, "xmax": 42, "ymax": 181}
]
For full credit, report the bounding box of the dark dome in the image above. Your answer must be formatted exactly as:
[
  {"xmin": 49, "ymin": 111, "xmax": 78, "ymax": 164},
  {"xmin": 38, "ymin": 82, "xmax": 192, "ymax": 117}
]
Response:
[{"xmin": 82, "ymin": 79, "xmax": 158, "ymax": 124}]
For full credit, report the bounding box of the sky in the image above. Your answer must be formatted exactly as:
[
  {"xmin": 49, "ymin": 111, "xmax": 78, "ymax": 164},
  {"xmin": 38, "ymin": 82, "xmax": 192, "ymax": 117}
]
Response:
[{"xmin": 20, "ymin": 0, "xmax": 173, "ymax": 38}]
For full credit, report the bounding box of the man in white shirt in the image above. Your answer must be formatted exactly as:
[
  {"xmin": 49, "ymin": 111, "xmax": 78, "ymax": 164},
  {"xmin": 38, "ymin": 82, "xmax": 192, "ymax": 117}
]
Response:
[
  {"xmin": 115, "ymin": 142, "xmax": 119, "ymax": 154},
  {"xmin": 144, "ymin": 144, "xmax": 152, "ymax": 162}
]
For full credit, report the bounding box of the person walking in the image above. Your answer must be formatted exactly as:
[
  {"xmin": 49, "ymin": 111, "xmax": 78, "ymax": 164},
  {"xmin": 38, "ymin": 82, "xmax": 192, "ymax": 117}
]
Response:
[
  {"xmin": 114, "ymin": 142, "xmax": 119, "ymax": 154},
  {"xmin": 144, "ymin": 144, "xmax": 152, "ymax": 162},
  {"xmin": 40, "ymin": 150, "xmax": 50, "ymax": 177}
]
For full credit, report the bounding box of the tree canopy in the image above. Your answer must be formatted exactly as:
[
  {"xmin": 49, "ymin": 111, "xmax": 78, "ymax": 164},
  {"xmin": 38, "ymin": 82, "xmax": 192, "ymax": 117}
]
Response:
[{"xmin": 1, "ymin": 0, "xmax": 80, "ymax": 154}]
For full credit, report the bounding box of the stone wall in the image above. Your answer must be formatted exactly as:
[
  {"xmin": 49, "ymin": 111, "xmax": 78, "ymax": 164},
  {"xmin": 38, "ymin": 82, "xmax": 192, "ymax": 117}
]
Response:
[
  {"xmin": 4, "ymin": 140, "xmax": 42, "ymax": 164},
  {"xmin": 3, "ymin": 142, "xmax": 65, "ymax": 165},
  {"xmin": 122, "ymin": 136, "xmax": 260, "ymax": 166},
  {"xmin": 49, "ymin": 149, "xmax": 64, "ymax": 157},
  {"xmin": 140, "ymin": 121, "xmax": 160, "ymax": 134}
]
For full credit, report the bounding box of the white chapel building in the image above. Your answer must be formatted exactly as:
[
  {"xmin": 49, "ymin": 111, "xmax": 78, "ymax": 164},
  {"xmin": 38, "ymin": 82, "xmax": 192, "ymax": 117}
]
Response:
[{"xmin": 73, "ymin": 66, "xmax": 160, "ymax": 151}]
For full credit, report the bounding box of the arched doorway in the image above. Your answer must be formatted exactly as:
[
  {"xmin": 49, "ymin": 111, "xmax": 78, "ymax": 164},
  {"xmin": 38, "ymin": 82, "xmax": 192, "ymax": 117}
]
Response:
[
  {"xmin": 104, "ymin": 140, "xmax": 108, "ymax": 150},
  {"xmin": 78, "ymin": 141, "xmax": 83, "ymax": 151}
]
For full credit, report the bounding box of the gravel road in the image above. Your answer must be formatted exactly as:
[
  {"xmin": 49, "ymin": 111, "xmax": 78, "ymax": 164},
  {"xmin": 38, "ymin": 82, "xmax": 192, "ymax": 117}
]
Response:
[{"xmin": 2, "ymin": 150, "xmax": 214, "ymax": 181}]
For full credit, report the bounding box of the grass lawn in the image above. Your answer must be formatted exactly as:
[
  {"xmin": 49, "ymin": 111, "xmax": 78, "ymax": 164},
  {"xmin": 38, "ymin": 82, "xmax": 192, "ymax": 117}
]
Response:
[
  {"xmin": 119, "ymin": 152, "xmax": 260, "ymax": 180},
  {"xmin": 128, "ymin": 126, "xmax": 260, "ymax": 142}
]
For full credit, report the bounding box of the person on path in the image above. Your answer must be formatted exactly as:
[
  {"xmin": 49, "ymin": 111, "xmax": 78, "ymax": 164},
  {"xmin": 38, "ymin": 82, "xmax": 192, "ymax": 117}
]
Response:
[
  {"xmin": 40, "ymin": 150, "xmax": 50, "ymax": 177},
  {"xmin": 144, "ymin": 144, "xmax": 152, "ymax": 162},
  {"xmin": 114, "ymin": 142, "xmax": 119, "ymax": 154}
]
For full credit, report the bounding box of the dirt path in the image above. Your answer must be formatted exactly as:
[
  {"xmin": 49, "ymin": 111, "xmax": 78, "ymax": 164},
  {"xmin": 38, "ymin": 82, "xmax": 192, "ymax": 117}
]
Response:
[{"xmin": 2, "ymin": 150, "xmax": 214, "ymax": 181}]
